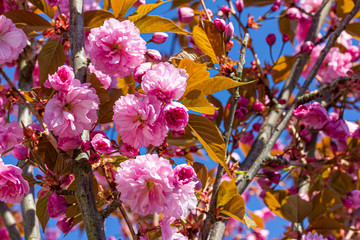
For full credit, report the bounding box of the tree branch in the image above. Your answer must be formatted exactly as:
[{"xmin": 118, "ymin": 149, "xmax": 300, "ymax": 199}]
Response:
[
  {"xmin": 0, "ymin": 202, "xmax": 21, "ymax": 240},
  {"xmin": 69, "ymin": 0, "xmax": 105, "ymax": 239},
  {"xmin": 236, "ymin": 0, "xmax": 360, "ymax": 194},
  {"xmin": 18, "ymin": 55, "xmax": 41, "ymax": 240},
  {"xmin": 200, "ymin": 33, "xmax": 249, "ymax": 239}
]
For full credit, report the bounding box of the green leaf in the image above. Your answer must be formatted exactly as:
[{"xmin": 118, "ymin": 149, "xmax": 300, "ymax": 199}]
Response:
[
  {"xmin": 240, "ymin": 214, "xmax": 257, "ymax": 231},
  {"xmin": 278, "ymin": 12, "xmax": 296, "ymax": 45},
  {"xmin": 84, "ymin": 10, "xmax": 115, "ymax": 28},
  {"xmin": 281, "ymin": 195, "xmax": 312, "ymax": 223},
  {"xmin": 171, "ymin": 0, "xmax": 192, "ymax": 9},
  {"xmin": 187, "ymin": 114, "xmax": 230, "ymax": 176},
  {"xmin": 111, "ymin": 0, "xmax": 137, "ymax": 18},
  {"xmin": 217, "ymin": 180, "xmax": 237, "ymax": 206},
  {"xmin": 128, "ymin": 1, "xmax": 170, "ymax": 22},
  {"xmin": 336, "ymin": 0, "xmax": 360, "ymax": 18},
  {"xmin": 345, "ymin": 22, "xmax": 360, "ymax": 41},
  {"xmin": 271, "ymin": 55, "xmax": 296, "ymax": 83},
  {"xmin": 29, "ymin": 0, "xmax": 55, "ymax": 18},
  {"xmin": 192, "ymin": 21, "xmax": 225, "ymax": 63},
  {"xmin": 4, "ymin": 10, "xmax": 51, "ymax": 29},
  {"xmin": 244, "ymin": 0, "xmax": 274, "ymax": 7},
  {"xmin": 198, "ymin": 76, "xmax": 253, "ymax": 95},
  {"xmin": 263, "ymin": 189, "xmax": 289, "ymax": 219},
  {"xmin": 36, "ymin": 192, "xmax": 50, "ymax": 233},
  {"xmin": 22, "ymin": 174, "xmax": 37, "ymax": 188},
  {"xmin": 103, "ymin": 0, "xmax": 111, "ymax": 10},
  {"xmin": 178, "ymin": 59, "xmax": 209, "ymax": 97},
  {"xmin": 133, "ymin": 15, "xmax": 191, "ymax": 34},
  {"xmin": 220, "ymin": 194, "xmax": 246, "ymax": 221},
  {"xmin": 192, "ymin": 162, "xmax": 208, "ymax": 190},
  {"xmin": 182, "ymin": 90, "xmax": 217, "ymax": 115},
  {"xmin": 309, "ymin": 189, "xmax": 342, "ymax": 223},
  {"xmin": 98, "ymin": 88, "xmax": 123, "ymax": 124},
  {"xmin": 38, "ymin": 39, "xmax": 66, "ymax": 85}
]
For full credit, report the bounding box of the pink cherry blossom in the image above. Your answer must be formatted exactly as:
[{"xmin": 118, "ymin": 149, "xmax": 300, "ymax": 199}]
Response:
[
  {"xmin": 301, "ymin": 232, "xmax": 326, "ymax": 240},
  {"xmin": 141, "ymin": 62, "xmax": 188, "ymax": 102},
  {"xmin": 294, "ymin": 105, "xmax": 309, "ymax": 119},
  {"xmin": 0, "ymin": 227, "xmax": 9, "ymax": 240},
  {"xmin": 0, "ymin": 121, "xmax": 24, "ymax": 155},
  {"xmin": 56, "ymin": 217, "xmax": 73, "ymax": 233},
  {"xmin": 44, "ymin": 65, "xmax": 75, "ymax": 91},
  {"xmin": 0, "ymin": 159, "xmax": 29, "ymax": 204},
  {"xmin": 47, "ymin": 193, "xmax": 68, "ymax": 218},
  {"xmin": 58, "ymin": 136, "xmax": 81, "ymax": 151},
  {"xmin": 159, "ymin": 216, "xmax": 187, "ymax": 240},
  {"xmin": 173, "ymin": 164, "xmax": 196, "ymax": 186},
  {"xmin": 115, "ymin": 154, "xmax": 174, "ymax": 216},
  {"xmin": 302, "ymin": 102, "xmax": 329, "ymax": 129},
  {"xmin": 346, "ymin": 190, "xmax": 360, "ymax": 209},
  {"xmin": 88, "ymin": 63, "xmax": 112, "ymax": 89},
  {"xmin": 133, "ymin": 62, "xmax": 152, "ymax": 84},
  {"xmin": 163, "ymin": 102, "xmax": 188, "ymax": 131},
  {"xmin": 324, "ymin": 119, "xmax": 350, "ymax": 140},
  {"xmin": 86, "ymin": 19, "xmax": 146, "ymax": 77},
  {"xmin": 119, "ymin": 143, "xmax": 139, "ymax": 157},
  {"xmin": 44, "ymin": 228, "xmax": 61, "ymax": 240},
  {"xmin": 0, "ymin": 15, "xmax": 27, "ymax": 65},
  {"xmin": 303, "ymin": 45, "xmax": 352, "ymax": 83},
  {"xmin": 44, "ymin": 83, "xmax": 99, "ymax": 138},
  {"xmin": 113, "ymin": 94, "xmax": 167, "ymax": 149},
  {"xmin": 91, "ymin": 133, "xmax": 114, "ymax": 154}
]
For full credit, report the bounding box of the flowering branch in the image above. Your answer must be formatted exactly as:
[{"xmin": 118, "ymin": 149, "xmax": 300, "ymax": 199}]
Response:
[
  {"xmin": 297, "ymin": 74, "xmax": 360, "ymax": 105},
  {"xmin": 0, "ymin": 67, "xmax": 58, "ymax": 151},
  {"xmin": 201, "ymin": 33, "xmax": 249, "ymax": 239},
  {"xmin": 69, "ymin": 0, "xmax": 105, "ymax": 239},
  {"xmin": 0, "ymin": 201, "xmax": 21, "ymax": 240},
  {"xmin": 236, "ymin": 0, "xmax": 360, "ymax": 195}
]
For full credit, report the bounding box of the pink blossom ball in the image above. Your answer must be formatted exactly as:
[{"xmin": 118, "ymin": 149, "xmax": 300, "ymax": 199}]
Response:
[
  {"xmin": 87, "ymin": 19, "xmax": 146, "ymax": 77},
  {"xmin": 91, "ymin": 133, "xmax": 113, "ymax": 154},
  {"xmin": 0, "ymin": 15, "xmax": 27, "ymax": 65},
  {"xmin": 164, "ymin": 102, "xmax": 188, "ymax": 131},
  {"xmin": 141, "ymin": 62, "xmax": 188, "ymax": 102},
  {"xmin": 0, "ymin": 121, "xmax": 24, "ymax": 155},
  {"xmin": 0, "ymin": 159, "xmax": 30, "ymax": 204},
  {"xmin": 303, "ymin": 102, "xmax": 329, "ymax": 129},
  {"xmin": 44, "ymin": 84, "xmax": 99, "ymax": 138},
  {"xmin": 115, "ymin": 154, "xmax": 174, "ymax": 216},
  {"xmin": 44, "ymin": 65, "xmax": 75, "ymax": 91},
  {"xmin": 113, "ymin": 94, "xmax": 167, "ymax": 149},
  {"xmin": 301, "ymin": 232, "xmax": 326, "ymax": 240}
]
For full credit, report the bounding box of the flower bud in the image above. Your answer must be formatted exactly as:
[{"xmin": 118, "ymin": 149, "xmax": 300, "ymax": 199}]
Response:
[
  {"xmin": 45, "ymin": 0, "xmax": 62, "ymax": 7},
  {"xmin": 150, "ymin": 32, "xmax": 168, "ymax": 44},
  {"xmin": 81, "ymin": 140, "xmax": 92, "ymax": 152},
  {"xmin": 252, "ymin": 102, "xmax": 265, "ymax": 112},
  {"xmin": 266, "ymin": 33, "xmax": 276, "ymax": 46},
  {"xmin": 12, "ymin": 144, "xmax": 29, "ymax": 160},
  {"xmin": 133, "ymin": 0, "xmax": 145, "ymax": 8},
  {"xmin": 282, "ymin": 33, "xmax": 289, "ymax": 42},
  {"xmin": 271, "ymin": 0, "xmax": 281, "ymax": 11},
  {"xmin": 224, "ymin": 22, "xmax": 234, "ymax": 43},
  {"xmin": 285, "ymin": 7, "xmax": 302, "ymax": 20},
  {"xmin": 174, "ymin": 164, "xmax": 196, "ymax": 185},
  {"xmin": 164, "ymin": 102, "xmax": 189, "ymax": 131},
  {"xmin": 178, "ymin": 7, "xmax": 194, "ymax": 23},
  {"xmin": 220, "ymin": 5, "xmax": 230, "ymax": 18},
  {"xmin": 133, "ymin": 62, "xmax": 152, "ymax": 84},
  {"xmin": 89, "ymin": 153, "xmax": 100, "ymax": 164},
  {"xmin": 47, "ymin": 193, "xmax": 68, "ymax": 218},
  {"xmin": 300, "ymin": 41, "xmax": 315, "ymax": 53},
  {"xmin": 214, "ymin": 18, "xmax": 226, "ymax": 32},
  {"xmin": 235, "ymin": 0, "xmax": 244, "ymax": 13},
  {"xmin": 56, "ymin": 217, "xmax": 74, "ymax": 233},
  {"xmin": 119, "ymin": 143, "xmax": 139, "ymax": 157},
  {"xmin": 202, "ymin": 9, "xmax": 213, "ymax": 19},
  {"xmin": 145, "ymin": 49, "xmax": 162, "ymax": 62}
]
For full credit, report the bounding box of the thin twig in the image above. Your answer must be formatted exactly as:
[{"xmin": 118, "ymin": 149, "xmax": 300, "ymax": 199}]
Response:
[
  {"xmin": 200, "ymin": 0, "xmax": 212, "ymax": 21},
  {"xmin": 200, "ymin": 33, "xmax": 249, "ymax": 239},
  {"xmin": 0, "ymin": 67, "xmax": 58, "ymax": 151},
  {"xmin": 118, "ymin": 203, "xmax": 138, "ymax": 240}
]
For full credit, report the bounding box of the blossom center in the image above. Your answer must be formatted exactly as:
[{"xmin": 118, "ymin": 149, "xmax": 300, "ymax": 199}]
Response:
[
  {"xmin": 146, "ymin": 180, "xmax": 155, "ymax": 194},
  {"xmin": 64, "ymin": 103, "xmax": 72, "ymax": 112}
]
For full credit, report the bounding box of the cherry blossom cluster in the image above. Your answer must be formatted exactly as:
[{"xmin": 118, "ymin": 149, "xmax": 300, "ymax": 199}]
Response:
[
  {"xmin": 115, "ymin": 154, "xmax": 198, "ymax": 239},
  {"xmin": 43, "ymin": 65, "xmax": 99, "ymax": 151},
  {"xmin": 113, "ymin": 62, "xmax": 189, "ymax": 152}
]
